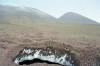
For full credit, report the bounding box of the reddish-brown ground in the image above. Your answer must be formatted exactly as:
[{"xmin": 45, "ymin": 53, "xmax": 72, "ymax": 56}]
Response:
[{"xmin": 0, "ymin": 23, "xmax": 100, "ymax": 66}]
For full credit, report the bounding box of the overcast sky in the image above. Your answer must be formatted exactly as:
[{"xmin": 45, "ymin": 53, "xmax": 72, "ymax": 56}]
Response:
[{"xmin": 0, "ymin": 0, "xmax": 100, "ymax": 23}]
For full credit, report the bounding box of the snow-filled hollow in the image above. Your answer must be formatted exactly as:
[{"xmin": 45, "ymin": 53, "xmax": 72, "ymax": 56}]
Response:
[{"xmin": 13, "ymin": 47, "xmax": 78, "ymax": 66}]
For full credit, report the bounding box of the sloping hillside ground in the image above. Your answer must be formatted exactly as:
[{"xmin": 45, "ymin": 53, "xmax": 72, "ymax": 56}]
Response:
[{"xmin": 0, "ymin": 23, "xmax": 100, "ymax": 66}]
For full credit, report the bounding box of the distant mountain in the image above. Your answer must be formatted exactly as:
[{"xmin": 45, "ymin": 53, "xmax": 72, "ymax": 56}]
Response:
[
  {"xmin": 0, "ymin": 5, "xmax": 98, "ymax": 25},
  {"xmin": 0, "ymin": 5, "xmax": 56, "ymax": 25},
  {"xmin": 59, "ymin": 12, "xmax": 98, "ymax": 24}
]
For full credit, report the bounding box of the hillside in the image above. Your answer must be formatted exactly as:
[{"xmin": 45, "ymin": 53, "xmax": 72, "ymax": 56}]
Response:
[
  {"xmin": 59, "ymin": 12, "xmax": 98, "ymax": 24},
  {"xmin": 0, "ymin": 5, "xmax": 99, "ymax": 25},
  {"xmin": 0, "ymin": 5, "xmax": 56, "ymax": 25},
  {"xmin": 0, "ymin": 5, "xmax": 100, "ymax": 66}
]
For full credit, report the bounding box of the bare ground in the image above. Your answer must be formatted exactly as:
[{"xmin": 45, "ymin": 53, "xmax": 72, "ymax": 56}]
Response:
[{"xmin": 0, "ymin": 23, "xmax": 100, "ymax": 66}]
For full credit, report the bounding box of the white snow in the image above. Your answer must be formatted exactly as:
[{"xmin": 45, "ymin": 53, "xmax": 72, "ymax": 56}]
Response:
[{"xmin": 14, "ymin": 48, "xmax": 74, "ymax": 66}]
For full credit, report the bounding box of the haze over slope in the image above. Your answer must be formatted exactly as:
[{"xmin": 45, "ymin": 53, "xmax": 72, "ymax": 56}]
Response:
[
  {"xmin": 0, "ymin": 5, "xmax": 56, "ymax": 25},
  {"xmin": 0, "ymin": 5, "xmax": 99, "ymax": 25},
  {"xmin": 59, "ymin": 12, "xmax": 98, "ymax": 24}
]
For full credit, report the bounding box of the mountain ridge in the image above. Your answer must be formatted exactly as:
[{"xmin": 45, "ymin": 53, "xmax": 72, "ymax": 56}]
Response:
[
  {"xmin": 59, "ymin": 12, "xmax": 98, "ymax": 24},
  {"xmin": 0, "ymin": 5, "xmax": 98, "ymax": 24},
  {"xmin": 0, "ymin": 5, "xmax": 56, "ymax": 25}
]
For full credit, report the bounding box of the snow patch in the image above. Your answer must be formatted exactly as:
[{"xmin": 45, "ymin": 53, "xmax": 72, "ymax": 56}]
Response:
[{"xmin": 14, "ymin": 47, "xmax": 75, "ymax": 66}]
